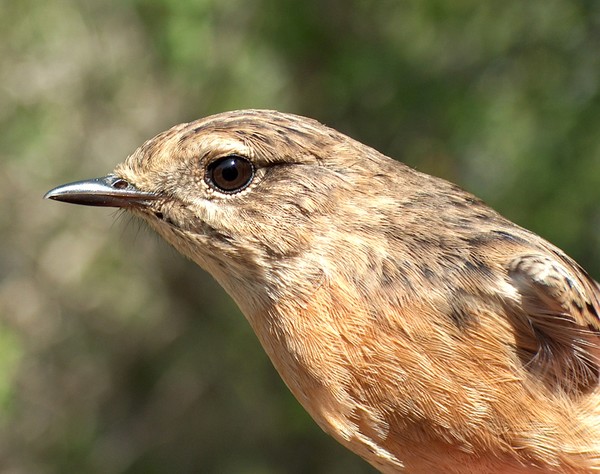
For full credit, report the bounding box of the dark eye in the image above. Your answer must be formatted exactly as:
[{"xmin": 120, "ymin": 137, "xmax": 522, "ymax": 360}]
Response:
[{"xmin": 205, "ymin": 155, "xmax": 254, "ymax": 193}]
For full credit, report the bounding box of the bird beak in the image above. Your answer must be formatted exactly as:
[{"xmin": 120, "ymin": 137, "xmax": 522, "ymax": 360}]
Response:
[{"xmin": 44, "ymin": 175, "xmax": 159, "ymax": 208}]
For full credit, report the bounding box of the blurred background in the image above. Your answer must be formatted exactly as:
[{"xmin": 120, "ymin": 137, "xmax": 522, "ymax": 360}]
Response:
[{"xmin": 2, "ymin": 1, "xmax": 600, "ymax": 473}]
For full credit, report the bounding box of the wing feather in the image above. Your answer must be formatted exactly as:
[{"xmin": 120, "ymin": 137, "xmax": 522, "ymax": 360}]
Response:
[{"xmin": 508, "ymin": 253, "xmax": 600, "ymax": 393}]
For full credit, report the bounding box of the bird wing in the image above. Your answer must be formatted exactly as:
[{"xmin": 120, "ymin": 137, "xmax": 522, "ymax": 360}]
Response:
[{"xmin": 507, "ymin": 252, "xmax": 600, "ymax": 393}]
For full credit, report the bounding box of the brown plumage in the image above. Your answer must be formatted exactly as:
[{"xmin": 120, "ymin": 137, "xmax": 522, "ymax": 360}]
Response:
[{"xmin": 46, "ymin": 109, "xmax": 600, "ymax": 473}]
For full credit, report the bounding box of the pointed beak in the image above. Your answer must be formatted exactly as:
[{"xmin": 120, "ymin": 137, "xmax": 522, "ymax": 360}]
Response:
[{"xmin": 44, "ymin": 175, "xmax": 159, "ymax": 208}]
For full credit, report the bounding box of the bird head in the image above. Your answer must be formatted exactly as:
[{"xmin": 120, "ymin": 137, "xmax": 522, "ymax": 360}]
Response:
[{"xmin": 45, "ymin": 109, "xmax": 409, "ymax": 314}]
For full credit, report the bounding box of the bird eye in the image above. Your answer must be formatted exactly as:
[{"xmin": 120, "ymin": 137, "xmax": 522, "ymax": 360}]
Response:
[{"xmin": 205, "ymin": 155, "xmax": 254, "ymax": 194}]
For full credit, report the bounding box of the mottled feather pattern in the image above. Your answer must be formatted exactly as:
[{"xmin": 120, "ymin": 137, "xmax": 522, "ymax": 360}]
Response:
[{"xmin": 60, "ymin": 109, "xmax": 600, "ymax": 473}]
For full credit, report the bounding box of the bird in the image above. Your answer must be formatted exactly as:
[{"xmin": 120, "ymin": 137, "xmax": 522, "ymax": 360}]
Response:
[{"xmin": 45, "ymin": 109, "xmax": 600, "ymax": 473}]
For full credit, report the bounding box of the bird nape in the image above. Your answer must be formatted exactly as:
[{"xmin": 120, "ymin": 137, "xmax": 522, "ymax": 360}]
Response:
[{"xmin": 46, "ymin": 109, "xmax": 600, "ymax": 474}]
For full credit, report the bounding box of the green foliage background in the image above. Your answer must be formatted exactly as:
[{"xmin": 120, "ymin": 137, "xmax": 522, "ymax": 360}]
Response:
[{"xmin": 2, "ymin": 1, "xmax": 600, "ymax": 472}]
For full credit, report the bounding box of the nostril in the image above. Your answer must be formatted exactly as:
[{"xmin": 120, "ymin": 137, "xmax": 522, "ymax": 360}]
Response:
[{"xmin": 113, "ymin": 179, "xmax": 129, "ymax": 189}]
